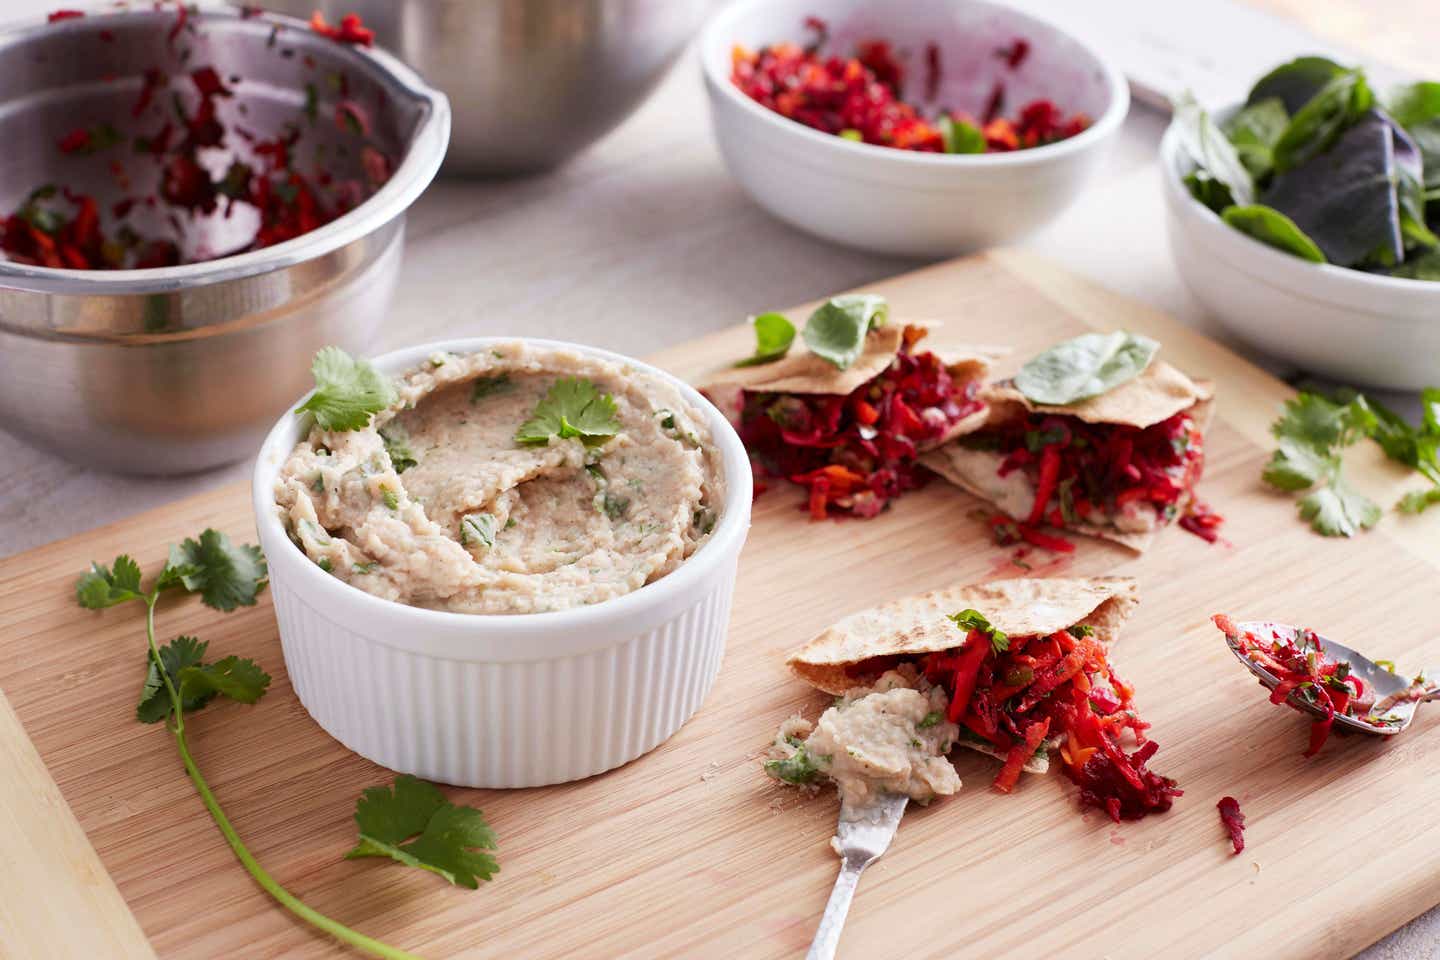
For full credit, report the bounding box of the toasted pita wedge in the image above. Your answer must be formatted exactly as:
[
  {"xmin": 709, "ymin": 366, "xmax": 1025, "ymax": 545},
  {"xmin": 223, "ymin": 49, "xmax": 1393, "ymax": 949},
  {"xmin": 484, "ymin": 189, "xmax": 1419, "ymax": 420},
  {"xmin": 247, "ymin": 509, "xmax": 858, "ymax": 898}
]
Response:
[
  {"xmin": 921, "ymin": 361, "xmax": 1215, "ymax": 552},
  {"xmin": 787, "ymin": 576, "xmax": 1140, "ymax": 773}
]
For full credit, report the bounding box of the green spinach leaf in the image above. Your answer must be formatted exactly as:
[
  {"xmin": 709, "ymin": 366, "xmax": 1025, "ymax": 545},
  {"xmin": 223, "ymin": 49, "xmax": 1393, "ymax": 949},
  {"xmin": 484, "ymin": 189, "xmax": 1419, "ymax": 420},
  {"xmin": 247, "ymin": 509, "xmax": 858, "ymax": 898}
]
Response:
[
  {"xmin": 1172, "ymin": 92, "xmax": 1254, "ymax": 206},
  {"xmin": 1225, "ymin": 97, "xmax": 1289, "ymax": 179},
  {"xmin": 1272, "ymin": 69, "xmax": 1373, "ymax": 173},
  {"xmin": 1247, "ymin": 56, "xmax": 1346, "ymax": 114},
  {"xmin": 1222, "ymin": 205, "xmax": 1326, "ymax": 262},
  {"xmin": 802, "ymin": 294, "xmax": 888, "ymax": 370},
  {"xmin": 1013, "ymin": 331, "xmax": 1159, "ymax": 406}
]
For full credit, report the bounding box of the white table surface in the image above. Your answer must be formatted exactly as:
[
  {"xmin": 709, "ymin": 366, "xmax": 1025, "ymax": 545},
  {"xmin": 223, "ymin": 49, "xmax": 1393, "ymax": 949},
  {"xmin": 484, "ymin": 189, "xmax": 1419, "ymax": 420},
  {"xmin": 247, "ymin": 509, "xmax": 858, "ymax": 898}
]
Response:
[{"xmin": 0, "ymin": 16, "xmax": 1434, "ymax": 959}]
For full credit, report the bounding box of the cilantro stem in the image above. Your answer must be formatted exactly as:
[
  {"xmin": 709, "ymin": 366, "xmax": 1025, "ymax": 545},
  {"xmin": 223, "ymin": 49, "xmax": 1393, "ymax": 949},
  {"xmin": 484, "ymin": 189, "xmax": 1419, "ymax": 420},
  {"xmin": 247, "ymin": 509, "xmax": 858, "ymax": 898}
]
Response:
[{"xmin": 143, "ymin": 595, "xmax": 423, "ymax": 960}]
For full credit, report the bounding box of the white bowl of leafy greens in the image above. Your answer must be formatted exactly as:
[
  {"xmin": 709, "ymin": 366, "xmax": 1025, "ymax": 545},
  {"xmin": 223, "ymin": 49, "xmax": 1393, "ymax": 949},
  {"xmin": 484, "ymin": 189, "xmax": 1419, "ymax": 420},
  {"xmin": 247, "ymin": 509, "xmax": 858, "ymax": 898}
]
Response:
[{"xmin": 1161, "ymin": 57, "xmax": 1440, "ymax": 389}]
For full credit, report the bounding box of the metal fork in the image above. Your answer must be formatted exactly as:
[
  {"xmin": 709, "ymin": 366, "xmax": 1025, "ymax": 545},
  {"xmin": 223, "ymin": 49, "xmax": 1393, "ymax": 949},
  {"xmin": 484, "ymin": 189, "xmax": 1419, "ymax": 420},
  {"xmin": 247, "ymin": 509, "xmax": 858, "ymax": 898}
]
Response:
[{"xmin": 806, "ymin": 793, "xmax": 909, "ymax": 960}]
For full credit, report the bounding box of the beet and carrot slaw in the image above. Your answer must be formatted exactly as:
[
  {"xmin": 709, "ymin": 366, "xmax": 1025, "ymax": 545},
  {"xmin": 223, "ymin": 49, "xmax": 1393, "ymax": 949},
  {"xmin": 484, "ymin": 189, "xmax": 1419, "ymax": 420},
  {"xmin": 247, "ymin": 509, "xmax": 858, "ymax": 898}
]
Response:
[
  {"xmin": 1211, "ymin": 615, "xmax": 1385, "ymax": 757},
  {"xmin": 910, "ymin": 615, "xmax": 1180, "ymax": 819},
  {"xmin": 729, "ymin": 20, "xmax": 1089, "ymax": 155},
  {"xmin": 738, "ymin": 325, "xmax": 983, "ymax": 519},
  {"xmin": 982, "ymin": 409, "xmax": 1212, "ymax": 551}
]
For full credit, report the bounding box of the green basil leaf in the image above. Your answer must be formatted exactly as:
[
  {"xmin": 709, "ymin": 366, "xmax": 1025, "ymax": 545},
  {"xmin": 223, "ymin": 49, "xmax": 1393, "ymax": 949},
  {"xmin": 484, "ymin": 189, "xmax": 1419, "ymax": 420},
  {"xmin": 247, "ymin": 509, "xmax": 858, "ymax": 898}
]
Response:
[
  {"xmin": 802, "ymin": 294, "xmax": 888, "ymax": 370},
  {"xmin": 735, "ymin": 312, "xmax": 797, "ymax": 367},
  {"xmin": 1222, "ymin": 205, "xmax": 1326, "ymax": 263},
  {"xmin": 939, "ymin": 115, "xmax": 986, "ymax": 154},
  {"xmin": 1172, "ymin": 92, "xmax": 1255, "ymax": 207},
  {"xmin": 1013, "ymin": 331, "xmax": 1160, "ymax": 406},
  {"xmin": 1272, "ymin": 69, "xmax": 1373, "ymax": 173}
]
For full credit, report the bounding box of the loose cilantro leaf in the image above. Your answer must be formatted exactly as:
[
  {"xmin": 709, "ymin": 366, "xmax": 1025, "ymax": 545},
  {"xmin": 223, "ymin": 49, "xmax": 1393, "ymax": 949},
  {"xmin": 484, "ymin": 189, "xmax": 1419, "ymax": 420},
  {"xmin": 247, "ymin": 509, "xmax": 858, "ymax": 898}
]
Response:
[
  {"xmin": 764, "ymin": 743, "xmax": 827, "ymax": 785},
  {"xmin": 76, "ymin": 555, "xmax": 145, "ymax": 608},
  {"xmin": 1013, "ymin": 331, "xmax": 1159, "ymax": 406},
  {"xmin": 137, "ymin": 636, "xmax": 213, "ymax": 723},
  {"xmin": 802, "ymin": 294, "xmax": 888, "ymax": 370},
  {"xmin": 177, "ymin": 656, "xmax": 271, "ymax": 708},
  {"xmin": 735, "ymin": 312, "xmax": 796, "ymax": 367},
  {"xmin": 948, "ymin": 608, "xmax": 1009, "ymax": 653},
  {"xmin": 294, "ymin": 346, "xmax": 396, "ymax": 431},
  {"xmin": 1300, "ymin": 479, "xmax": 1380, "ymax": 537},
  {"xmin": 166, "ymin": 529, "xmax": 267, "ymax": 612},
  {"xmin": 379, "ymin": 425, "xmax": 418, "ymax": 473},
  {"xmin": 460, "ymin": 512, "xmax": 496, "ymax": 548},
  {"xmin": 514, "ymin": 378, "xmax": 621, "ymax": 447},
  {"xmin": 1261, "ymin": 436, "xmax": 1332, "ymax": 490},
  {"xmin": 346, "ymin": 775, "xmax": 499, "ymax": 889}
]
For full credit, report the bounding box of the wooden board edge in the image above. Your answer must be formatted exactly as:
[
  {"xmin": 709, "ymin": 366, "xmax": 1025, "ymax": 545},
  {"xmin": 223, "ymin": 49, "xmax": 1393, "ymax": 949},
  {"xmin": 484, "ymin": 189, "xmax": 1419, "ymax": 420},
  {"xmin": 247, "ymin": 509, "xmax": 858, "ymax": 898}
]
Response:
[{"xmin": 0, "ymin": 688, "xmax": 156, "ymax": 960}]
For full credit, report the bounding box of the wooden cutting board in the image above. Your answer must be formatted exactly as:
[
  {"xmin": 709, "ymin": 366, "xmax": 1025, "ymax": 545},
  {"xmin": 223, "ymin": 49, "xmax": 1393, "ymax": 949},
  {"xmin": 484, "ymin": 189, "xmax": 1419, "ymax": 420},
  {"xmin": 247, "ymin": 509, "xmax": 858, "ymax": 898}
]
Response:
[{"xmin": 3, "ymin": 249, "xmax": 1438, "ymax": 960}]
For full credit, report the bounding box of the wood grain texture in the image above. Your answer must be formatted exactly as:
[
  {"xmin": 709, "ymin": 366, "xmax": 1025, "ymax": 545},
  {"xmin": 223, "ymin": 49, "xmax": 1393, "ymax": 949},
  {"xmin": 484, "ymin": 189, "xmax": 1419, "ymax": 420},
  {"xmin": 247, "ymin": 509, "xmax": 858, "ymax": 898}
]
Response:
[{"xmin": 2, "ymin": 251, "xmax": 1440, "ymax": 960}]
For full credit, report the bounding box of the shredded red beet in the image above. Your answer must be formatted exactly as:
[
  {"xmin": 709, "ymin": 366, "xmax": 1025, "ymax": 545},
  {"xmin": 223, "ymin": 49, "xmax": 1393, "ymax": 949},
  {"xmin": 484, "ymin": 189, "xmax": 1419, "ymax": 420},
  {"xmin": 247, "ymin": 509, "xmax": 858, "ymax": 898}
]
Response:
[
  {"xmin": 47, "ymin": 9, "xmax": 85, "ymax": 22},
  {"xmin": 310, "ymin": 11, "xmax": 375, "ymax": 47},
  {"xmin": 967, "ymin": 407, "xmax": 1220, "ymax": 550},
  {"xmin": 900, "ymin": 623, "xmax": 1178, "ymax": 819},
  {"xmin": 1213, "ymin": 615, "xmax": 1381, "ymax": 756},
  {"xmin": 738, "ymin": 326, "xmax": 983, "ymax": 519},
  {"xmin": 1217, "ymin": 796, "xmax": 1245, "ymax": 854},
  {"xmin": 1, "ymin": 12, "xmax": 391, "ymax": 271},
  {"xmin": 729, "ymin": 25, "xmax": 1088, "ymax": 154}
]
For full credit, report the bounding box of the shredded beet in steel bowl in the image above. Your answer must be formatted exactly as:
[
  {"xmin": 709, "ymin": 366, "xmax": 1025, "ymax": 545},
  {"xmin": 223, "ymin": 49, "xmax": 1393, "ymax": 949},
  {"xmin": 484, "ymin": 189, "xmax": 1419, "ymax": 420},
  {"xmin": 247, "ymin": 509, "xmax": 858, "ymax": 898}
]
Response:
[
  {"xmin": 729, "ymin": 19, "xmax": 1088, "ymax": 155},
  {"xmin": 1, "ymin": 10, "xmax": 390, "ymax": 270},
  {"xmin": 739, "ymin": 326, "xmax": 983, "ymax": 519}
]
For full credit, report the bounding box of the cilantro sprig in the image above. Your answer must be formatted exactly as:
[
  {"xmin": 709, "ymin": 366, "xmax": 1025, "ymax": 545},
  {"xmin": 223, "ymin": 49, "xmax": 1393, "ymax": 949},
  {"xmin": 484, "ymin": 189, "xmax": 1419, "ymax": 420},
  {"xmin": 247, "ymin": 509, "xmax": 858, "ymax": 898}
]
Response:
[
  {"xmin": 1262, "ymin": 389, "xmax": 1440, "ymax": 535},
  {"xmin": 295, "ymin": 346, "xmax": 397, "ymax": 431},
  {"xmin": 79, "ymin": 530, "xmax": 497, "ymax": 960},
  {"xmin": 948, "ymin": 608, "xmax": 1010, "ymax": 654},
  {"xmin": 515, "ymin": 378, "xmax": 621, "ymax": 446}
]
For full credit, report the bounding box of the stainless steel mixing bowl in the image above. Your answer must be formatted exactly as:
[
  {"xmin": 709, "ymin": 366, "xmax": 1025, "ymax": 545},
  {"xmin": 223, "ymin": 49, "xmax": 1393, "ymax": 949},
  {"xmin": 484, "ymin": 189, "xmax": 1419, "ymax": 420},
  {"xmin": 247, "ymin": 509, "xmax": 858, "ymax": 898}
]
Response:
[
  {"xmin": 268, "ymin": 0, "xmax": 707, "ymax": 175},
  {"xmin": 0, "ymin": 4, "xmax": 449, "ymax": 475}
]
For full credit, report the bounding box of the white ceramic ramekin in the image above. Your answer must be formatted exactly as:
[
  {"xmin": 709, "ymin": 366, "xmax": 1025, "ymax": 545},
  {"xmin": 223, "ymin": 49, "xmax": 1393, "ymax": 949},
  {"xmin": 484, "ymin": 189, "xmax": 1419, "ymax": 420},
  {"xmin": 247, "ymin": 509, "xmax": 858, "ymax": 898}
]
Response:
[
  {"xmin": 700, "ymin": 0, "xmax": 1129, "ymax": 258},
  {"xmin": 251, "ymin": 337, "xmax": 752, "ymax": 788},
  {"xmin": 1161, "ymin": 105, "xmax": 1440, "ymax": 389}
]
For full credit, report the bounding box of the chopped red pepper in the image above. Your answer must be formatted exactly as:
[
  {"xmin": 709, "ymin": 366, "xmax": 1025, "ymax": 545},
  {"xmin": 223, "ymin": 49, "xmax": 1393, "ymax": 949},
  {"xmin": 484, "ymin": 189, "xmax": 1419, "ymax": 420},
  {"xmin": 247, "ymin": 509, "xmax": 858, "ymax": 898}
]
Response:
[
  {"xmin": 1217, "ymin": 796, "xmax": 1246, "ymax": 854},
  {"xmin": 47, "ymin": 9, "xmax": 85, "ymax": 22}
]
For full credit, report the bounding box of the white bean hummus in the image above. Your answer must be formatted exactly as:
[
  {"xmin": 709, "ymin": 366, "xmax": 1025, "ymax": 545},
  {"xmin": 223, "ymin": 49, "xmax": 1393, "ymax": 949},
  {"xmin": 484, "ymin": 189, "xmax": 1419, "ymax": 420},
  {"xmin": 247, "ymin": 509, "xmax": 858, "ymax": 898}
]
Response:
[
  {"xmin": 765, "ymin": 664, "xmax": 962, "ymax": 807},
  {"xmin": 274, "ymin": 343, "xmax": 724, "ymax": 614}
]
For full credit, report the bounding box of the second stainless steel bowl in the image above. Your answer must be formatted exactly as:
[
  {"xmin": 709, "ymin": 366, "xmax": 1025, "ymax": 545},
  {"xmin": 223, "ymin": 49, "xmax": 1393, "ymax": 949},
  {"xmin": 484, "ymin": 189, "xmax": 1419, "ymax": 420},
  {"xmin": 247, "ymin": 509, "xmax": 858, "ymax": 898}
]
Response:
[{"xmin": 278, "ymin": 0, "xmax": 707, "ymax": 175}]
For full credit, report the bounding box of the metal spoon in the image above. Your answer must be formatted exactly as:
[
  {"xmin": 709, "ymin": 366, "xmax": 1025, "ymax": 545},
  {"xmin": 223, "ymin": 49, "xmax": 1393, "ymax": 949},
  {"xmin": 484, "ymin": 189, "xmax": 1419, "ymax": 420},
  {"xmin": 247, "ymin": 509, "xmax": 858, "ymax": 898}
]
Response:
[
  {"xmin": 1219, "ymin": 619, "xmax": 1440, "ymax": 734},
  {"xmin": 806, "ymin": 793, "xmax": 908, "ymax": 960}
]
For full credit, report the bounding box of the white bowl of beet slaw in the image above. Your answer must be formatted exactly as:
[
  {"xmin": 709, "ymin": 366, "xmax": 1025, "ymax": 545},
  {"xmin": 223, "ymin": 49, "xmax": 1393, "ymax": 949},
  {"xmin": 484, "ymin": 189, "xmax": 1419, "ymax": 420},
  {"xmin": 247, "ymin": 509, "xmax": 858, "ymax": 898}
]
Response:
[
  {"xmin": 700, "ymin": 0, "xmax": 1129, "ymax": 258},
  {"xmin": 252, "ymin": 337, "xmax": 753, "ymax": 789}
]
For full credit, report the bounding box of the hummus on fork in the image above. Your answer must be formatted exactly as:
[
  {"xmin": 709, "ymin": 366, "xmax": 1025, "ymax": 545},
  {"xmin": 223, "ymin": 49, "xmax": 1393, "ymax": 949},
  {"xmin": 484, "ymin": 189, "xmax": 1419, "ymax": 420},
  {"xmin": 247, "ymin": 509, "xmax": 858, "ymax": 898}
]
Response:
[{"xmin": 274, "ymin": 342, "xmax": 724, "ymax": 614}]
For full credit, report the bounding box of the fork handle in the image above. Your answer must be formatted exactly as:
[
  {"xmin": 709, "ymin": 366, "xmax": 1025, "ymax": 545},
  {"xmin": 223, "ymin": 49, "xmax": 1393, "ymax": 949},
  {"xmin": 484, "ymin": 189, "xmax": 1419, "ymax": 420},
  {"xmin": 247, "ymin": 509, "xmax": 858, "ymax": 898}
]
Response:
[{"xmin": 806, "ymin": 861, "xmax": 864, "ymax": 960}]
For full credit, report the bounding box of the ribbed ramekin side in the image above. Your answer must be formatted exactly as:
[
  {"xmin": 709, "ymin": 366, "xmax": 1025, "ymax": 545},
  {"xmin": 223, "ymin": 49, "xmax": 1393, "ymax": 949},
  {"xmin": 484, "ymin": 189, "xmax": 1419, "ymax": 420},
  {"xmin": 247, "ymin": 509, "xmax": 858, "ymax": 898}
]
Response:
[{"xmin": 268, "ymin": 557, "xmax": 737, "ymax": 789}]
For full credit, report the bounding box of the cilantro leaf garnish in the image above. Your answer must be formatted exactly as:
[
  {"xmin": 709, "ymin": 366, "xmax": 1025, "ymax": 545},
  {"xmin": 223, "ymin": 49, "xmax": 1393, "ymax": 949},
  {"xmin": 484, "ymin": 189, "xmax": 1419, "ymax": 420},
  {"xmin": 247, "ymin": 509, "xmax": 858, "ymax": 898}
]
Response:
[
  {"xmin": 294, "ymin": 346, "xmax": 397, "ymax": 431},
  {"xmin": 802, "ymin": 294, "xmax": 888, "ymax": 370},
  {"xmin": 514, "ymin": 378, "xmax": 621, "ymax": 447},
  {"xmin": 347, "ymin": 775, "xmax": 499, "ymax": 889},
  {"xmin": 165, "ymin": 529, "xmax": 268, "ymax": 611},
  {"xmin": 76, "ymin": 554, "xmax": 144, "ymax": 608},
  {"xmin": 735, "ymin": 311, "xmax": 797, "ymax": 367},
  {"xmin": 948, "ymin": 608, "xmax": 1009, "ymax": 653},
  {"xmin": 1263, "ymin": 392, "xmax": 1382, "ymax": 536},
  {"xmin": 1299, "ymin": 480, "xmax": 1381, "ymax": 537},
  {"xmin": 82, "ymin": 533, "xmax": 488, "ymax": 958},
  {"xmin": 918, "ymin": 711, "xmax": 943, "ymax": 729},
  {"xmin": 764, "ymin": 742, "xmax": 827, "ymax": 785}
]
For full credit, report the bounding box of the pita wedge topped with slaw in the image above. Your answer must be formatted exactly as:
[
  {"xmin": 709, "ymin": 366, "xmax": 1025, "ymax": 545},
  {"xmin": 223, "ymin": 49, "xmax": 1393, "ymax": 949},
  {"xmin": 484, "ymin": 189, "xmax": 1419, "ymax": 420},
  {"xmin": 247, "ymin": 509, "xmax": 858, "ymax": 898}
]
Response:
[
  {"xmin": 706, "ymin": 294, "xmax": 994, "ymax": 520},
  {"xmin": 920, "ymin": 331, "xmax": 1221, "ymax": 552},
  {"xmin": 765, "ymin": 576, "xmax": 1183, "ymax": 822}
]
